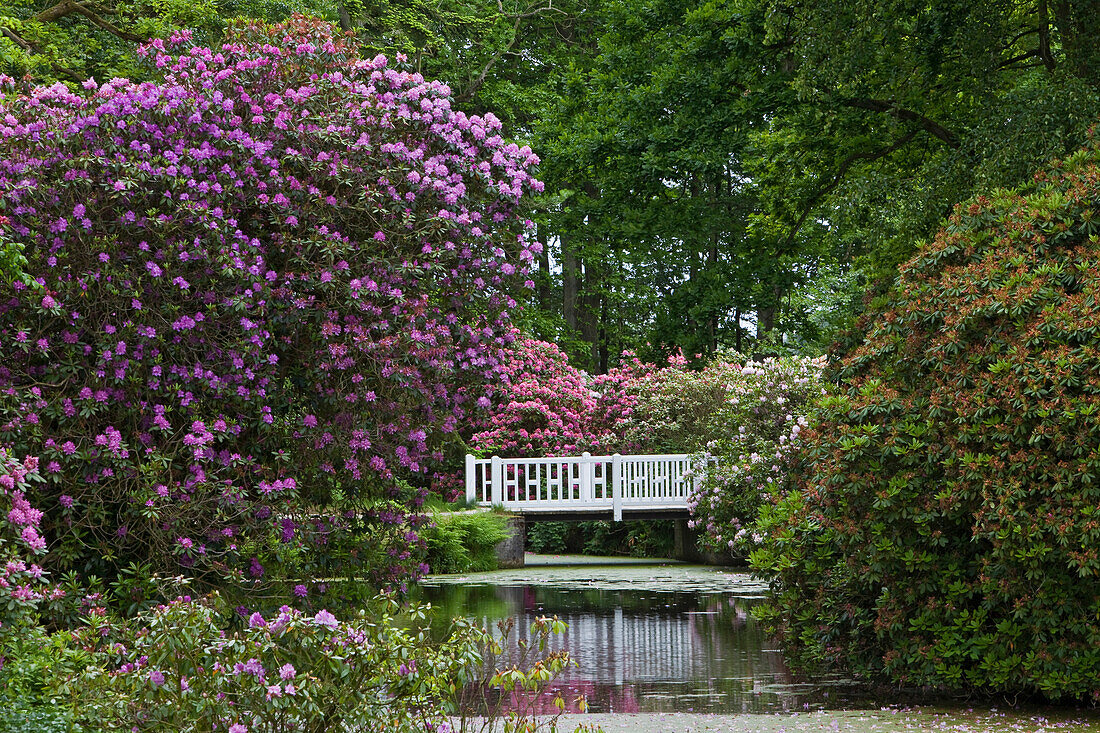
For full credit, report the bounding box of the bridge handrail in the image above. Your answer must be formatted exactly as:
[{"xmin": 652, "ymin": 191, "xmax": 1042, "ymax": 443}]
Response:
[{"xmin": 465, "ymin": 452, "xmax": 699, "ymax": 522}]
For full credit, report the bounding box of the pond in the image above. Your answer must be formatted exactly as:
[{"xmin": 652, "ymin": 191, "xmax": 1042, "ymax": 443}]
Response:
[{"xmin": 416, "ymin": 555, "xmax": 1100, "ymax": 732}]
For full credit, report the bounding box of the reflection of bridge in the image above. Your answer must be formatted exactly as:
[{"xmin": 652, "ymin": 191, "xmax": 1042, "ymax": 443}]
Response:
[
  {"xmin": 451, "ymin": 584, "xmax": 791, "ymax": 715},
  {"xmin": 465, "ymin": 453, "xmax": 694, "ymax": 522},
  {"xmin": 494, "ymin": 608, "xmax": 703, "ymax": 686}
]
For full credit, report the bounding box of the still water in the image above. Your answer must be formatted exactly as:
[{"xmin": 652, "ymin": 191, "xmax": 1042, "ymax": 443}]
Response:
[
  {"xmin": 417, "ymin": 558, "xmax": 861, "ymax": 715},
  {"xmin": 417, "ymin": 557, "xmax": 1100, "ymax": 731}
]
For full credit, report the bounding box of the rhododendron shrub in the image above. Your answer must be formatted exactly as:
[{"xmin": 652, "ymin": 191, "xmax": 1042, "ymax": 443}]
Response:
[
  {"xmin": 0, "ymin": 448, "xmax": 60, "ymax": 643},
  {"xmin": 684, "ymin": 357, "xmax": 826, "ymax": 554},
  {"xmin": 589, "ymin": 352, "xmax": 706, "ymax": 455},
  {"xmin": 470, "ymin": 334, "xmax": 597, "ymax": 457},
  {"xmin": 0, "ymin": 17, "xmax": 540, "ymax": 592},
  {"xmin": 467, "ymin": 341, "xmax": 695, "ymax": 462},
  {"xmin": 57, "ymin": 594, "xmax": 485, "ymax": 732},
  {"xmin": 753, "ymin": 128, "xmax": 1100, "ymax": 699}
]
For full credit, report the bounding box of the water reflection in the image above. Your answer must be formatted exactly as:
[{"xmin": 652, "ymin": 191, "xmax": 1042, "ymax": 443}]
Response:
[{"xmin": 417, "ymin": 569, "xmax": 839, "ymax": 714}]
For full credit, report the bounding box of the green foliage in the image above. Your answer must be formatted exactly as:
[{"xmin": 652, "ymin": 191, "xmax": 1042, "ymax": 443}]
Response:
[
  {"xmin": 0, "ymin": 702, "xmax": 71, "ymax": 733},
  {"xmin": 0, "ymin": 216, "xmax": 30, "ymax": 285},
  {"xmin": 525, "ymin": 521, "xmax": 573, "ymax": 554},
  {"xmin": 753, "ymin": 128, "xmax": 1100, "ymax": 700},
  {"xmin": 0, "ymin": 625, "xmax": 73, "ymax": 731},
  {"xmin": 0, "ymin": 0, "xmax": 334, "ymax": 84},
  {"xmin": 525, "ymin": 520, "xmax": 673, "ymax": 559},
  {"xmin": 580, "ymin": 521, "xmax": 674, "ymax": 558},
  {"xmin": 46, "ymin": 593, "xmax": 484, "ymax": 731},
  {"xmin": 423, "ymin": 512, "xmax": 510, "ymax": 574}
]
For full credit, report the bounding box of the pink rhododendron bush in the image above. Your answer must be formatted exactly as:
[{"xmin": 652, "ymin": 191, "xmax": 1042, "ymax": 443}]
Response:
[
  {"xmin": 686, "ymin": 357, "xmax": 827, "ymax": 554},
  {"xmin": 0, "ymin": 448, "xmax": 59, "ymax": 642},
  {"xmin": 464, "ymin": 336, "xmax": 689, "ymax": 461},
  {"xmin": 469, "ymin": 334, "xmax": 600, "ymax": 457},
  {"xmin": 0, "ymin": 16, "xmax": 541, "ymax": 597}
]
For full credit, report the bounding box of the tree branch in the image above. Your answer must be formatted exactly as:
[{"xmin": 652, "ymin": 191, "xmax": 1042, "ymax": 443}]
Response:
[
  {"xmin": 0, "ymin": 25, "xmax": 32, "ymax": 50},
  {"xmin": 458, "ymin": 19, "xmax": 521, "ymax": 103},
  {"xmin": 778, "ymin": 129, "xmax": 919, "ymax": 255},
  {"xmin": 34, "ymin": 0, "xmax": 83, "ymax": 23},
  {"xmin": 1002, "ymin": 27, "xmax": 1039, "ymax": 48},
  {"xmin": 839, "ymin": 98, "xmax": 959, "ymax": 148},
  {"xmin": 69, "ymin": 4, "xmax": 148, "ymax": 42},
  {"xmin": 456, "ymin": 0, "xmax": 565, "ymax": 103},
  {"xmin": 33, "ymin": 0, "xmax": 148, "ymax": 42},
  {"xmin": 0, "ymin": 23, "xmax": 83, "ymax": 81},
  {"xmin": 997, "ymin": 49, "xmax": 1040, "ymax": 69}
]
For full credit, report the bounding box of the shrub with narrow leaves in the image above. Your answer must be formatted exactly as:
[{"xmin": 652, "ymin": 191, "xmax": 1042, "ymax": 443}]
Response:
[
  {"xmin": 0, "ymin": 17, "xmax": 540, "ymax": 593},
  {"xmin": 753, "ymin": 126, "xmax": 1100, "ymax": 700}
]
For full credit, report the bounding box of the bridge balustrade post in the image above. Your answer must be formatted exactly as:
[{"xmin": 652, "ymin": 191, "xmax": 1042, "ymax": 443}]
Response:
[
  {"xmin": 580, "ymin": 451, "xmax": 592, "ymax": 503},
  {"xmin": 491, "ymin": 455, "xmax": 503, "ymax": 507},
  {"xmin": 465, "ymin": 454, "xmax": 477, "ymax": 505},
  {"xmin": 612, "ymin": 453, "xmax": 622, "ymax": 521}
]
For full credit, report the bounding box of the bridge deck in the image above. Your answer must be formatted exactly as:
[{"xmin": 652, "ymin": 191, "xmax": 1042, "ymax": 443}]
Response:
[
  {"xmin": 517, "ymin": 507, "xmax": 691, "ymax": 522},
  {"xmin": 465, "ymin": 453, "xmax": 696, "ymax": 522}
]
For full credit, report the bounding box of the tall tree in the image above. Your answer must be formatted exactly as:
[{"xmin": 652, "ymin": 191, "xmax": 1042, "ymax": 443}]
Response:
[{"xmin": 0, "ymin": 0, "xmax": 334, "ymax": 82}]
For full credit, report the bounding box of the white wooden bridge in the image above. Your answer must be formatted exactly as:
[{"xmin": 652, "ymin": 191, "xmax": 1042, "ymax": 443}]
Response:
[{"xmin": 464, "ymin": 453, "xmax": 695, "ymax": 521}]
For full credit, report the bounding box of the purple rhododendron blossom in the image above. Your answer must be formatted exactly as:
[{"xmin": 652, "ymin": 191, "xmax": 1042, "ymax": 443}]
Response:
[{"xmin": 313, "ymin": 609, "xmax": 338, "ymax": 628}]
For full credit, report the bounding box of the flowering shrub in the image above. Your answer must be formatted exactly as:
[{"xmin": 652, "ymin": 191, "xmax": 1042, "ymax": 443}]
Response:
[
  {"xmin": 36, "ymin": 592, "xmax": 600, "ymax": 733},
  {"xmin": 0, "ymin": 16, "xmax": 541, "ymax": 592},
  {"xmin": 470, "ymin": 334, "xmax": 597, "ymax": 457},
  {"xmin": 0, "ymin": 448, "xmax": 61, "ymax": 644},
  {"xmin": 753, "ymin": 126, "xmax": 1100, "ymax": 699},
  {"xmin": 50, "ymin": 593, "xmax": 482, "ymax": 731},
  {"xmin": 684, "ymin": 357, "xmax": 826, "ymax": 555},
  {"xmin": 588, "ymin": 352, "xmax": 686, "ymax": 454},
  {"xmin": 467, "ymin": 340, "xmax": 691, "ymax": 461}
]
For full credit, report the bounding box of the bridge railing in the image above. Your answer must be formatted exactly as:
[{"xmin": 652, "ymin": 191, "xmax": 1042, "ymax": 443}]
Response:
[{"xmin": 464, "ymin": 452, "xmax": 696, "ymax": 521}]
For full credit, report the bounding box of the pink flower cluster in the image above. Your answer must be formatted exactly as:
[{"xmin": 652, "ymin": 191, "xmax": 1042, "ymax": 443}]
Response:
[
  {"xmin": 0, "ymin": 449, "xmax": 44, "ymax": 554},
  {"xmin": 470, "ymin": 334, "xmax": 599, "ymax": 456},
  {"xmin": 464, "ymin": 337, "xmax": 691, "ymax": 462},
  {"xmin": 0, "ymin": 447, "xmax": 64, "ymax": 634}
]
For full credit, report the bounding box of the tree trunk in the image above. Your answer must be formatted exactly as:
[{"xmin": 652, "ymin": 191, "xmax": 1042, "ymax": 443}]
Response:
[
  {"xmin": 756, "ymin": 283, "xmax": 783, "ymax": 336},
  {"xmin": 562, "ymin": 232, "xmax": 578, "ymax": 331},
  {"xmin": 1053, "ymin": 0, "xmax": 1100, "ymax": 86},
  {"xmin": 597, "ymin": 297, "xmax": 610, "ymax": 374},
  {"xmin": 578, "ymin": 269, "xmax": 601, "ymax": 368},
  {"xmin": 337, "ymin": 0, "xmax": 353, "ymax": 31},
  {"xmin": 734, "ymin": 308, "xmax": 742, "ymax": 354},
  {"xmin": 537, "ymin": 225, "xmax": 552, "ymax": 310},
  {"xmin": 707, "ymin": 237, "xmax": 719, "ymax": 355}
]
